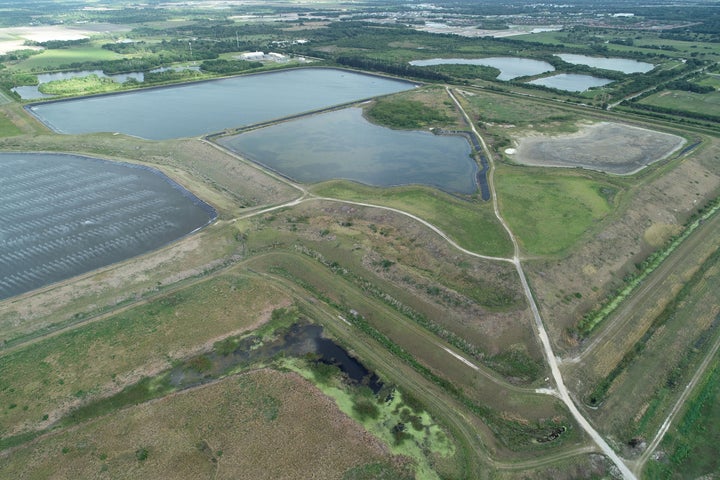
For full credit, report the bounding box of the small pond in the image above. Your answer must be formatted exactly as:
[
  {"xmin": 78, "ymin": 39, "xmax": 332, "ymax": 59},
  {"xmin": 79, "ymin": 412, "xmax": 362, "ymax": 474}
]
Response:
[
  {"xmin": 218, "ymin": 107, "xmax": 478, "ymax": 194},
  {"xmin": 409, "ymin": 57, "xmax": 554, "ymax": 80},
  {"xmin": 0, "ymin": 152, "xmax": 216, "ymax": 300},
  {"xmin": 27, "ymin": 68, "xmax": 416, "ymax": 140},
  {"xmin": 555, "ymin": 54, "xmax": 654, "ymax": 73},
  {"xmin": 528, "ymin": 73, "xmax": 613, "ymax": 92},
  {"xmin": 171, "ymin": 323, "xmax": 383, "ymax": 394}
]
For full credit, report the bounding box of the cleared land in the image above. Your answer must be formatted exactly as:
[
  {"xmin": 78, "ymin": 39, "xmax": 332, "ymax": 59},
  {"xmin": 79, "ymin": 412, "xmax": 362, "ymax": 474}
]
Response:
[{"xmin": 511, "ymin": 122, "xmax": 685, "ymax": 175}]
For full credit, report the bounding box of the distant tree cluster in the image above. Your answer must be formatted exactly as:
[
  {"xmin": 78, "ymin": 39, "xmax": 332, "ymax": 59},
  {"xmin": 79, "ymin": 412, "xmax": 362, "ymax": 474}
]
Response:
[
  {"xmin": 199, "ymin": 59, "xmax": 263, "ymax": 74},
  {"xmin": 336, "ymin": 56, "xmax": 451, "ymax": 82}
]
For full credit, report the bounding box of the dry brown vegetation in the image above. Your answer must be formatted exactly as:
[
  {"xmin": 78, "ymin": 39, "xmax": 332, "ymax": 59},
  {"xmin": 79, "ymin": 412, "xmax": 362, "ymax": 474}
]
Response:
[{"xmin": 0, "ymin": 370, "xmax": 404, "ymax": 479}]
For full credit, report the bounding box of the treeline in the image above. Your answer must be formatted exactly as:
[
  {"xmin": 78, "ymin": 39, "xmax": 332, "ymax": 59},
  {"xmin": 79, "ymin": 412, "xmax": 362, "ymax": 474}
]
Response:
[
  {"xmin": 627, "ymin": 102, "xmax": 720, "ymax": 124},
  {"xmin": 36, "ymin": 38, "xmax": 90, "ymax": 49},
  {"xmin": 335, "ymin": 56, "xmax": 451, "ymax": 82},
  {"xmin": 664, "ymin": 79, "xmax": 714, "ymax": 94},
  {"xmin": 199, "ymin": 59, "xmax": 263, "ymax": 74},
  {"xmin": 609, "ymin": 59, "xmax": 706, "ymax": 101}
]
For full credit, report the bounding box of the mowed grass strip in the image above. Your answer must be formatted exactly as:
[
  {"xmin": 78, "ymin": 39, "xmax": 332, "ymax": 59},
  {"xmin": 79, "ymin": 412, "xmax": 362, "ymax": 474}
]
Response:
[
  {"xmin": 0, "ymin": 108, "xmax": 21, "ymax": 137},
  {"xmin": 0, "ymin": 272, "xmax": 290, "ymax": 437},
  {"xmin": 495, "ymin": 166, "xmax": 615, "ymax": 256},
  {"xmin": 311, "ymin": 181, "xmax": 513, "ymax": 257},
  {"xmin": 0, "ymin": 370, "xmax": 402, "ymax": 480}
]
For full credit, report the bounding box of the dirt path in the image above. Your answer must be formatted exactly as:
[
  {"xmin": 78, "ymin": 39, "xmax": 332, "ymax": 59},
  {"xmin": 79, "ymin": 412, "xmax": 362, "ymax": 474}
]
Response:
[
  {"xmin": 632, "ymin": 326, "xmax": 720, "ymax": 476},
  {"xmin": 448, "ymin": 87, "xmax": 638, "ymax": 480}
]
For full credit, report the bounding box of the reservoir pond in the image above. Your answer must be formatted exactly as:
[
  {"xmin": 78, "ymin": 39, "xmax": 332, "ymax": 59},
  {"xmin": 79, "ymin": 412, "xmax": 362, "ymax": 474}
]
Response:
[
  {"xmin": 218, "ymin": 107, "xmax": 478, "ymax": 194},
  {"xmin": 28, "ymin": 68, "xmax": 416, "ymax": 140},
  {"xmin": 528, "ymin": 73, "xmax": 613, "ymax": 92},
  {"xmin": 0, "ymin": 152, "xmax": 216, "ymax": 301},
  {"xmin": 409, "ymin": 57, "xmax": 554, "ymax": 80},
  {"xmin": 555, "ymin": 54, "xmax": 654, "ymax": 73}
]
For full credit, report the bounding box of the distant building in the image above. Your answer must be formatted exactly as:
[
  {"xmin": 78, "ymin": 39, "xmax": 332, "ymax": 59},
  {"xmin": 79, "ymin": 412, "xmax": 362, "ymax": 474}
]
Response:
[{"xmin": 240, "ymin": 51, "xmax": 265, "ymax": 60}]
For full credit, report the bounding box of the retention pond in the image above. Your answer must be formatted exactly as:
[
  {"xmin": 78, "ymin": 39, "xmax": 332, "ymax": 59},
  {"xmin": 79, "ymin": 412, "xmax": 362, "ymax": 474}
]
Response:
[{"xmin": 218, "ymin": 107, "xmax": 479, "ymax": 195}]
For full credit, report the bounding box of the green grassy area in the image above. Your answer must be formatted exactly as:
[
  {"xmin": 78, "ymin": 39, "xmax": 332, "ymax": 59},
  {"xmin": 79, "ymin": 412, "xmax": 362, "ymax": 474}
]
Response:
[
  {"xmin": 638, "ymin": 89, "xmax": 720, "ymax": 118},
  {"xmin": 37, "ymin": 74, "xmax": 124, "ymax": 96},
  {"xmin": 0, "ymin": 272, "xmax": 288, "ymax": 435},
  {"xmin": 310, "ymin": 181, "xmax": 513, "ymax": 257},
  {"xmin": 644, "ymin": 355, "xmax": 720, "ymax": 479},
  {"xmin": 0, "ymin": 90, "xmax": 13, "ymax": 106},
  {"xmin": 509, "ymin": 30, "xmax": 720, "ymax": 60},
  {"xmin": 285, "ymin": 358, "xmax": 450, "ymax": 480},
  {"xmin": 495, "ymin": 167, "xmax": 616, "ymax": 256},
  {"xmin": 11, "ymin": 46, "xmax": 121, "ymax": 71},
  {"xmin": 0, "ymin": 109, "xmax": 21, "ymax": 136},
  {"xmin": 365, "ymin": 97, "xmax": 453, "ymax": 130}
]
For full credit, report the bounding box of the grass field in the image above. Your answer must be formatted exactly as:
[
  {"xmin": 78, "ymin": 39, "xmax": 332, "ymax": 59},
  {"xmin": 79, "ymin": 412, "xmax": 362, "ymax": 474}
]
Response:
[
  {"xmin": 459, "ymin": 88, "xmax": 581, "ymax": 135},
  {"xmin": 11, "ymin": 46, "xmax": 122, "ymax": 71},
  {"xmin": 311, "ymin": 181, "xmax": 513, "ymax": 257},
  {"xmin": 0, "ymin": 108, "xmax": 22, "ymax": 136},
  {"xmin": 511, "ymin": 31, "xmax": 720, "ymax": 60},
  {"xmin": 0, "ymin": 369, "xmax": 406, "ymax": 479},
  {"xmin": 494, "ymin": 166, "xmax": 615, "ymax": 256},
  {"xmin": 0, "ymin": 272, "xmax": 290, "ymax": 438},
  {"xmin": 644, "ymin": 354, "xmax": 720, "ymax": 479},
  {"xmin": 638, "ymin": 89, "xmax": 720, "ymax": 118}
]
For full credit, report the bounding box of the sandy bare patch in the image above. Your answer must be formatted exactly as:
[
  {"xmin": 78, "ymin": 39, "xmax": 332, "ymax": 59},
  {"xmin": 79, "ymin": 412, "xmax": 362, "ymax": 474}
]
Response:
[
  {"xmin": 0, "ymin": 24, "xmax": 131, "ymax": 53},
  {"xmin": 513, "ymin": 122, "xmax": 686, "ymax": 174}
]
